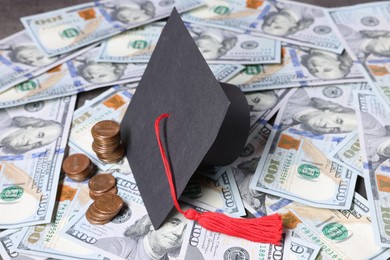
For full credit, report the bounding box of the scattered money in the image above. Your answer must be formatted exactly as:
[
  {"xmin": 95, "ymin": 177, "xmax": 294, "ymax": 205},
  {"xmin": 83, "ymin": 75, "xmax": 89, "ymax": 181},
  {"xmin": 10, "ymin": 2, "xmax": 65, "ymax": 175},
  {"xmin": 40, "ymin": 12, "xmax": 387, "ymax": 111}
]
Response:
[
  {"xmin": 329, "ymin": 2, "xmax": 390, "ymax": 109},
  {"xmin": 0, "ymin": 96, "xmax": 76, "ymax": 229},
  {"xmin": 88, "ymin": 173, "xmax": 118, "ymax": 200},
  {"xmin": 266, "ymin": 193, "xmax": 390, "ymax": 260},
  {"xmin": 228, "ymin": 44, "xmax": 365, "ymax": 91},
  {"xmin": 250, "ymin": 84, "xmax": 360, "ymax": 209},
  {"xmin": 91, "ymin": 120, "xmax": 125, "ymax": 164},
  {"xmin": 62, "ymin": 153, "xmax": 95, "ymax": 182},
  {"xmin": 0, "ymin": 30, "xmax": 95, "ymax": 93},
  {"xmin": 355, "ymin": 91, "xmax": 390, "ymax": 247},
  {"xmin": 0, "ymin": 62, "xmax": 242, "ymax": 109},
  {"xmin": 182, "ymin": 0, "xmax": 344, "ymax": 53},
  {"xmin": 97, "ymin": 21, "xmax": 282, "ymax": 64},
  {"xmin": 12, "ymin": 179, "xmax": 102, "ymax": 260},
  {"xmin": 21, "ymin": 0, "xmax": 204, "ymax": 56}
]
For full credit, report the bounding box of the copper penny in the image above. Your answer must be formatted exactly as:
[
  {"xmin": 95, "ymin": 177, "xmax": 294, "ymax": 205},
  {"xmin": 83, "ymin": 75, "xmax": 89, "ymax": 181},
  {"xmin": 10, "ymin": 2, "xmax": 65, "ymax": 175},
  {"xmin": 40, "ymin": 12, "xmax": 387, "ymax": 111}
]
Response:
[
  {"xmin": 62, "ymin": 154, "xmax": 91, "ymax": 175},
  {"xmin": 90, "ymin": 186, "xmax": 118, "ymax": 200},
  {"xmin": 86, "ymin": 206, "xmax": 110, "ymax": 225},
  {"xmin": 89, "ymin": 174, "xmax": 116, "ymax": 193},
  {"xmin": 91, "ymin": 120, "xmax": 120, "ymax": 139},
  {"xmin": 90, "ymin": 203, "xmax": 117, "ymax": 219},
  {"xmin": 94, "ymin": 194, "xmax": 124, "ymax": 214}
]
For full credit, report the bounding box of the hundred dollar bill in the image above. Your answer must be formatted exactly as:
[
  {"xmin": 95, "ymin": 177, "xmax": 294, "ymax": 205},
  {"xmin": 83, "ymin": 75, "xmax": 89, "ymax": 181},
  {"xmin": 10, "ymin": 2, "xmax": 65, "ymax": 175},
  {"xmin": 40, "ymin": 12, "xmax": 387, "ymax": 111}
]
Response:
[
  {"xmin": 181, "ymin": 168, "xmax": 246, "ymax": 217},
  {"xmin": 14, "ymin": 177, "xmax": 103, "ymax": 260},
  {"xmin": 98, "ymin": 21, "xmax": 281, "ymax": 64},
  {"xmin": 0, "ymin": 30, "xmax": 95, "ymax": 93},
  {"xmin": 228, "ymin": 44, "xmax": 365, "ymax": 91},
  {"xmin": 266, "ymin": 193, "xmax": 390, "ymax": 259},
  {"xmin": 181, "ymin": 0, "xmax": 343, "ymax": 53},
  {"xmin": 61, "ymin": 173, "xmax": 205, "ymax": 260},
  {"xmin": 0, "ymin": 47, "xmax": 145, "ymax": 109},
  {"xmin": 250, "ymin": 84, "xmax": 361, "ymax": 209},
  {"xmin": 283, "ymin": 230, "xmax": 321, "ymax": 260},
  {"xmin": 179, "ymin": 219, "xmax": 286, "ymax": 260},
  {"xmin": 328, "ymin": 132, "xmax": 364, "ymax": 177},
  {"xmin": 0, "ymin": 96, "xmax": 76, "ymax": 229},
  {"xmin": 328, "ymin": 2, "xmax": 390, "ymax": 110},
  {"xmin": 0, "ymin": 229, "xmax": 48, "ymax": 260},
  {"xmin": 355, "ymin": 91, "xmax": 390, "ymax": 247},
  {"xmin": 0, "ymin": 52, "xmax": 242, "ymax": 109},
  {"xmin": 21, "ymin": 0, "xmax": 204, "ymax": 56}
]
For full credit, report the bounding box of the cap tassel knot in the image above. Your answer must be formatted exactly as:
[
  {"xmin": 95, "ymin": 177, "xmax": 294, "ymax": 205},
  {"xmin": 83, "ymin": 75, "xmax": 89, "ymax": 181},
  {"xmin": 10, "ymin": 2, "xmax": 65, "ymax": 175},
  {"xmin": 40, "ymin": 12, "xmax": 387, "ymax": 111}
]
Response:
[{"xmin": 155, "ymin": 113, "xmax": 283, "ymax": 245}]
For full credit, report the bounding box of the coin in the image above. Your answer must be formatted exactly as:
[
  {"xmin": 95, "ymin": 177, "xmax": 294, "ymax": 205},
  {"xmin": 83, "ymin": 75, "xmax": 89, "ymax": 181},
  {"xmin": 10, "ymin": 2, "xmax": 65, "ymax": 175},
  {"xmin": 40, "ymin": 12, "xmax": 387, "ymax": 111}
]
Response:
[
  {"xmin": 94, "ymin": 194, "xmax": 124, "ymax": 214},
  {"xmin": 86, "ymin": 205, "xmax": 110, "ymax": 225},
  {"xmin": 89, "ymin": 186, "xmax": 118, "ymax": 200},
  {"xmin": 91, "ymin": 120, "xmax": 120, "ymax": 139},
  {"xmin": 62, "ymin": 154, "xmax": 90, "ymax": 175},
  {"xmin": 89, "ymin": 174, "xmax": 116, "ymax": 193}
]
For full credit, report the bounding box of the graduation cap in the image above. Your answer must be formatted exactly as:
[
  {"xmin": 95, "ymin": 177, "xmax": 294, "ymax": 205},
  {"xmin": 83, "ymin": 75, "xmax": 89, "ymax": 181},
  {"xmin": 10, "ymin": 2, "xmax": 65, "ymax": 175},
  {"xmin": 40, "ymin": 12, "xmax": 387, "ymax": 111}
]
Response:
[{"xmin": 121, "ymin": 8, "xmax": 282, "ymax": 244}]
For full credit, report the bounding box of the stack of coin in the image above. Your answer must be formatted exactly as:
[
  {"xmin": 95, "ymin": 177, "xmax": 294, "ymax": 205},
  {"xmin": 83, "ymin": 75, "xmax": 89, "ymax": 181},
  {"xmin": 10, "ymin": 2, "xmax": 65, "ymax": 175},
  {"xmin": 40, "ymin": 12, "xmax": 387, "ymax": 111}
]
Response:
[
  {"xmin": 88, "ymin": 174, "xmax": 117, "ymax": 200},
  {"xmin": 62, "ymin": 153, "xmax": 95, "ymax": 181},
  {"xmin": 86, "ymin": 194, "xmax": 124, "ymax": 225},
  {"xmin": 91, "ymin": 120, "xmax": 125, "ymax": 163}
]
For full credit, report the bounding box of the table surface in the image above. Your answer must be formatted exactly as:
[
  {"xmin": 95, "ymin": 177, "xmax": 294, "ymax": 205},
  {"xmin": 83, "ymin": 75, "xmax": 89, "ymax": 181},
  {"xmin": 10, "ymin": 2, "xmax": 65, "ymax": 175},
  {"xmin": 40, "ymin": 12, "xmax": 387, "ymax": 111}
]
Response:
[{"xmin": 0, "ymin": 0, "xmax": 371, "ymax": 198}]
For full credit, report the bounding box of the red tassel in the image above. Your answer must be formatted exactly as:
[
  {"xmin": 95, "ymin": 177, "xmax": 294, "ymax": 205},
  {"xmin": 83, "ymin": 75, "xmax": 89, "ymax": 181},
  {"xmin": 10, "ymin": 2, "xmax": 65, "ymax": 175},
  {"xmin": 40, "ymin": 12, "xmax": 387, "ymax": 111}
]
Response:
[{"xmin": 155, "ymin": 113, "xmax": 283, "ymax": 245}]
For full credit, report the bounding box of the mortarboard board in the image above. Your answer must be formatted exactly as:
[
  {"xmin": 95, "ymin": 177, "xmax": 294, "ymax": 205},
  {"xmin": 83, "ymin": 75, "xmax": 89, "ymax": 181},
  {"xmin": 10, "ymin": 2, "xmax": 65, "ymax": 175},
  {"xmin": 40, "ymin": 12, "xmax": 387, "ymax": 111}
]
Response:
[{"xmin": 120, "ymin": 8, "xmax": 250, "ymax": 229}]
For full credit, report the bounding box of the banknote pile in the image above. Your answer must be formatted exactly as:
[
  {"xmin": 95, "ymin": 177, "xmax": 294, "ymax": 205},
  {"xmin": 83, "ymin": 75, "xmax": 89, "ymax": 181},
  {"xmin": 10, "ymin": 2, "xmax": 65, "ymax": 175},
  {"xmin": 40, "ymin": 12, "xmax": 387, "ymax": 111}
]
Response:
[{"xmin": 2, "ymin": 0, "xmax": 390, "ymax": 259}]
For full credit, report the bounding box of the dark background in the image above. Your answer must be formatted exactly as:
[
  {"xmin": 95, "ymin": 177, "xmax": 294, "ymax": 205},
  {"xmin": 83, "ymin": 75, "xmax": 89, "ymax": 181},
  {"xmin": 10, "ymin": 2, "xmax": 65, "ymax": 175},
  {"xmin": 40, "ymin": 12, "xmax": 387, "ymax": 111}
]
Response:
[{"xmin": 0, "ymin": 0, "xmax": 373, "ymax": 197}]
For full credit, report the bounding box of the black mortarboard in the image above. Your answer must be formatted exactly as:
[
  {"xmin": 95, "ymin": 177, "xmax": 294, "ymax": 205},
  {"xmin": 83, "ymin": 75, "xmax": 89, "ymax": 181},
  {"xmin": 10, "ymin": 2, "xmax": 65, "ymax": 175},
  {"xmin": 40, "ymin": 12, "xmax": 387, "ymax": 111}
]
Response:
[{"xmin": 120, "ymin": 8, "xmax": 249, "ymax": 229}]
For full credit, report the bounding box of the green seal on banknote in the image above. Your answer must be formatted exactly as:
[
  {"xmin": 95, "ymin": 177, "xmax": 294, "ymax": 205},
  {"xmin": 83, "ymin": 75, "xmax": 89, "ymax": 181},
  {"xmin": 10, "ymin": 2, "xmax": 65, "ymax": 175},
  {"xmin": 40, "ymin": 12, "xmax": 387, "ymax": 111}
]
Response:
[
  {"xmin": 0, "ymin": 186, "xmax": 24, "ymax": 202},
  {"xmin": 213, "ymin": 5, "xmax": 230, "ymax": 15},
  {"xmin": 297, "ymin": 164, "xmax": 320, "ymax": 180},
  {"xmin": 61, "ymin": 28, "xmax": 79, "ymax": 38},
  {"xmin": 130, "ymin": 40, "xmax": 148, "ymax": 49},
  {"xmin": 16, "ymin": 80, "xmax": 37, "ymax": 91},
  {"xmin": 322, "ymin": 222, "xmax": 348, "ymax": 241},
  {"xmin": 243, "ymin": 65, "xmax": 262, "ymax": 75}
]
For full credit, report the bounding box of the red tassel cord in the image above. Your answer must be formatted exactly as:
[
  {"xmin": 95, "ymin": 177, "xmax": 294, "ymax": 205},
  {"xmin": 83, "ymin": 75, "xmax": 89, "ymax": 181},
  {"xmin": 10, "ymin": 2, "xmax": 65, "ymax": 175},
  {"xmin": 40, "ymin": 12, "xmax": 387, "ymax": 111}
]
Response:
[{"xmin": 154, "ymin": 113, "xmax": 283, "ymax": 245}]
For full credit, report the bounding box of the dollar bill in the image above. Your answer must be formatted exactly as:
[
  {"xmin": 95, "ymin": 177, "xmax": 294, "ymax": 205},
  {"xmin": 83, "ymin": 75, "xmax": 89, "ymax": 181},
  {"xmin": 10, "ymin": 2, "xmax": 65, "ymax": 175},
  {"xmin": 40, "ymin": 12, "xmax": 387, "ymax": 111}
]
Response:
[
  {"xmin": 0, "ymin": 229, "xmax": 48, "ymax": 260},
  {"xmin": 328, "ymin": 132, "xmax": 364, "ymax": 177},
  {"xmin": 0, "ymin": 96, "xmax": 76, "ymax": 229},
  {"xmin": 228, "ymin": 44, "xmax": 365, "ymax": 91},
  {"xmin": 283, "ymin": 230, "xmax": 321, "ymax": 260},
  {"xmin": 355, "ymin": 91, "xmax": 390, "ymax": 247},
  {"xmin": 0, "ymin": 30, "xmax": 95, "ymax": 93},
  {"xmin": 181, "ymin": 0, "xmax": 343, "ymax": 53},
  {"xmin": 97, "ymin": 21, "xmax": 281, "ymax": 64},
  {"xmin": 179, "ymin": 219, "xmax": 286, "ymax": 260},
  {"xmin": 21, "ymin": 0, "xmax": 204, "ymax": 56},
  {"xmin": 13, "ymin": 177, "xmax": 103, "ymax": 260},
  {"xmin": 181, "ymin": 168, "xmax": 246, "ymax": 217},
  {"xmin": 250, "ymin": 84, "xmax": 362, "ymax": 209},
  {"xmin": 328, "ymin": 2, "xmax": 390, "ymax": 110},
  {"xmin": 0, "ymin": 52, "xmax": 242, "ymax": 109},
  {"xmin": 61, "ymin": 173, "xmax": 207, "ymax": 260},
  {"xmin": 0, "ymin": 47, "xmax": 145, "ymax": 109},
  {"xmin": 266, "ymin": 193, "xmax": 390, "ymax": 259}
]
